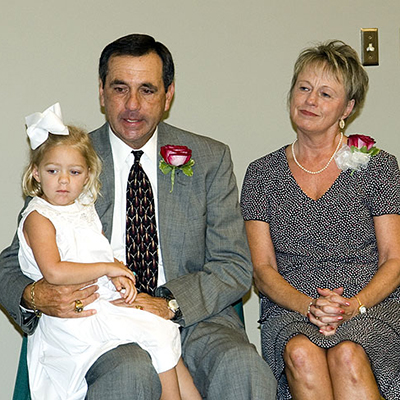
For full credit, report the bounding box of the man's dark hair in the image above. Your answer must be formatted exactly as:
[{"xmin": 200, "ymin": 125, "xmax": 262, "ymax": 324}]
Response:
[{"xmin": 99, "ymin": 34, "xmax": 175, "ymax": 92}]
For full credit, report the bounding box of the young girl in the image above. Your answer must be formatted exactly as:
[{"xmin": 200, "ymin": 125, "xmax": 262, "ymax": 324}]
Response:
[{"xmin": 19, "ymin": 103, "xmax": 200, "ymax": 400}]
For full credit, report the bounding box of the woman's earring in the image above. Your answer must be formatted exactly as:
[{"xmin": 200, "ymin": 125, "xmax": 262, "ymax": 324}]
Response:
[{"xmin": 339, "ymin": 119, "xmax": 345, "ymax": 130}]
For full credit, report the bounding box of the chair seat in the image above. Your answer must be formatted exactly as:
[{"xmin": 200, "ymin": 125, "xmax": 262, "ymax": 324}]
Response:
[
  {"xmin": 233, "ymin": 298, "xmax": 245, "ymax": 325},
  {"xmin": 13, "ymin": 335, "xmax": 30, "ymax": 400}
]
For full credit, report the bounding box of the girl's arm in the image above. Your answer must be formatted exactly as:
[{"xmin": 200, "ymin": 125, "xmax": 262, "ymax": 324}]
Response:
[{"xmin": 23, "ymin": 211, "xmax": 135, "ymax": 285}]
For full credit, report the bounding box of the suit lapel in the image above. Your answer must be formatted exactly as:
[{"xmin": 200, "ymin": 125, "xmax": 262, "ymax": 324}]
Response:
[
  {"xmin": 91, "ymin": 124, "xmax": 115, "ymax": 241},
  {"xmin": 157, "ymin": 123, "xmax": 192, "ymax": 280}
]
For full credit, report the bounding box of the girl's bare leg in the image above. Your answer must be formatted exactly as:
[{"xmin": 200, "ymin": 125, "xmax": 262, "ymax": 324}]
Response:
[
  {"xmin": 176, "ymin": 358, "xmax": 202, "ymax": 400},
  {"xmin": 159, "ymin": 367, "xmax": 181, "ymax": 400}
]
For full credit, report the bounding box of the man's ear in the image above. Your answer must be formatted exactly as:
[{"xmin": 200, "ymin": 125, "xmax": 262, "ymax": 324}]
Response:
[
  {"xmin": 99, "ymin": 78, "xmax": 105, "ymax": 108},
  {"xmin": 164, "ymin": 82, "xmax": 175, "ymax": 112}
]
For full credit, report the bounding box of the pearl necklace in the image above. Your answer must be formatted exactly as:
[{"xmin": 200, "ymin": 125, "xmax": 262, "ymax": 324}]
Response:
[{"xmin": 291, "ymin": 132, "xmax": 343, "ymax": 175}]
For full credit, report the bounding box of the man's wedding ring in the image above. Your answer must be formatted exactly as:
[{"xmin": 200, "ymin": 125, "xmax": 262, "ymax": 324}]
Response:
[{"xmin": 74, "ymin": 300, "xmax": 84, "ymax": 313}]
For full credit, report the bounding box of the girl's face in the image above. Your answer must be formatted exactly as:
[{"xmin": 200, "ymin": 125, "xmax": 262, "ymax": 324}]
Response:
[{"xmin": 33, "ymin": 145, "xmax": 89, "ymax": 206}]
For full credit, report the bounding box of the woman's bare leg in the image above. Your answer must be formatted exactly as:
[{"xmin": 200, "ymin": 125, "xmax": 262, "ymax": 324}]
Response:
[
  {"xmin": 284, "ymin": 335, "xmax": 334, "ymax": 400},
  {"xmin": 327, "ymin": 341, "xmax": 381, "ymax": 400}
]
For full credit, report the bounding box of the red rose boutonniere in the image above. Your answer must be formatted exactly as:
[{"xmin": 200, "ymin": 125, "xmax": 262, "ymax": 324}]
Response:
[
  {"xmin": 335, "ymin": 134, "xmax": 380, "ymax": 174},
  {"xmin": 159, "ymin": 145, "xmax": 195, "ymax": 192}
]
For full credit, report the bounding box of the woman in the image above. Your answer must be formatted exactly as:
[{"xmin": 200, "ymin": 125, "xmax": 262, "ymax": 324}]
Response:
[{"xmin": 241, "ymin": 40, "xmax": 400, "ymax": 400}]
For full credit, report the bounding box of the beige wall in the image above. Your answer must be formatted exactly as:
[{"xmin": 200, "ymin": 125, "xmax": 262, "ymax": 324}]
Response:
[{"xmin": 1, "ymin": 1, "xmax": 399, "ymax": 397}]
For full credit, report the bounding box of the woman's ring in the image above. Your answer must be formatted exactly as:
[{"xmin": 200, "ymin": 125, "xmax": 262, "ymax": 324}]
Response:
[
  {"xmin": 74, "ymin": 300, "xmax": 84, "ymax": 313},
  {"xmin": 135, "ymin": 305, "xmax": 144, "ymax": 310}
]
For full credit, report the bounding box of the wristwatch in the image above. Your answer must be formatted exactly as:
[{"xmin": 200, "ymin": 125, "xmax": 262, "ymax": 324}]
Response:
[
  {"xmin": 157, "ymin": 287, "xmax": 182, "ymax": 321},
  {"xmin": 354, "ymin": 295, "xmax": 367, "ymax": 314}
]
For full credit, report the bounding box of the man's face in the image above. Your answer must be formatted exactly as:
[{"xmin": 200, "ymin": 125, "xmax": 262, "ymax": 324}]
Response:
[{"xmin": 99, "ymin": 53, "xmax": 174, "ymax": 149}]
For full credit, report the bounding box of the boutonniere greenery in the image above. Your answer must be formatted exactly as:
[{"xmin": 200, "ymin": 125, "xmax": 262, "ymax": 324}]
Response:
[
  {"xmin": 159, "ymin": 145, "xmax": 195, "ymax": 192},
  {"xmin": 334, "ymin": 134, "xmax": 380, "ymax": 174}
]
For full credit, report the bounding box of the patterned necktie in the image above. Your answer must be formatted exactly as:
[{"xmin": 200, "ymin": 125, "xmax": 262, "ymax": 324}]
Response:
[{"xmin": 126, "ymin": 150, "xmax": 158, "ymax": 295}]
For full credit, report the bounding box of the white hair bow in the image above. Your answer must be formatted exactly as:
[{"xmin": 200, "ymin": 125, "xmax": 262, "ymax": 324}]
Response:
[{"xmin": 25, "ymin": 102, "xmax": 69, "ymax": 150}]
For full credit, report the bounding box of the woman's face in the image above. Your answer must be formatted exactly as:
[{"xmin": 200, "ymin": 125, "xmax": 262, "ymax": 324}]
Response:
[{"xmin": 290, "ymin": 64, "xmax": 354, "ymax": 137}]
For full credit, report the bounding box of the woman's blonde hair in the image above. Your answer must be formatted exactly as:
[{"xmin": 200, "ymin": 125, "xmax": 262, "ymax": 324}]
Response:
[
  {"xmin": 22, "ymin": 125, "xmax": 102, "ymax": 202},
  {"xmin": 288, "ymin": 40, "xmax": 369, "ymax": 118}
]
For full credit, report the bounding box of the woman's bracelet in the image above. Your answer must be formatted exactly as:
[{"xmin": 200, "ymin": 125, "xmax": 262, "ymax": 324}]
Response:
[{"xmin": 30, "ymin": 281, "xmax": 42, "ymax": 318}]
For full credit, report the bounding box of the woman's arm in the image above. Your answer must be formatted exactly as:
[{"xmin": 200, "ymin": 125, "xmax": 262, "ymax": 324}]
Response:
[
  {"xmin": 245, "ymin": 220, "xmax": 313, "ymax": 316},
  {"xmin": 23, "ymin": 211, "xmax": 135, "ymax": 285},
  {"xmin": 308, "ymin": 214, "xmax": 400, "ymax": 334},
  {"xmin": 246, "ymin": 220, "xmax": 347, "ymax": 335},
  {"xmin": 350, "ymin": 214, "xmax": 400, "ymax": 310}
]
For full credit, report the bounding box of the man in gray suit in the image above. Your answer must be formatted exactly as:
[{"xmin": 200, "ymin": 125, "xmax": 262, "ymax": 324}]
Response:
[{"xmin": 0, "ymin": 34, "xmax": 276, "ymax": 399}]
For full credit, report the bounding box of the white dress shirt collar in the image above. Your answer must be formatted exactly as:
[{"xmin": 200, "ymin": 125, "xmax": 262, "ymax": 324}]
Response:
[{"xmin": 108, "ymin": 128, "xmax": 158, "ymax": 170}]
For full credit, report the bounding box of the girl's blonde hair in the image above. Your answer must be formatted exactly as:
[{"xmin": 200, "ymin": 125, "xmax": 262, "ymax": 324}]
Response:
[{"xmin": 22, "ymin": 125, "xmax": 102, "ymax": 202}]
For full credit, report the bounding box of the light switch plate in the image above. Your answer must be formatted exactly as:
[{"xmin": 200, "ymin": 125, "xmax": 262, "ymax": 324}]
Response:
[{"xmin": 361, "ymin": 28, "xmax": 379, "ymax": 66}]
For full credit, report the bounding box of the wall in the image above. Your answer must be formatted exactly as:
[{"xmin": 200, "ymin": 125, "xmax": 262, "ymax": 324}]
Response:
[{"xmin": 1, "ymin": 1, "xmax": 399, "ymax": 397}]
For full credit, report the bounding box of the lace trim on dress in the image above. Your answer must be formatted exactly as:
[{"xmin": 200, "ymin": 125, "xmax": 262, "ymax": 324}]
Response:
[{"xmin": 22, "ymin": 197, "xmax": 96, "ymax": 227}]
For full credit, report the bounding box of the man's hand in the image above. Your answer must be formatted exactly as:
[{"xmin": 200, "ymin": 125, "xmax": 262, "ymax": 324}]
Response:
[
  {"xmin": 111, "ymin": 292, "xmax": 174, "ymax": 320},
  {"xmin": 22, "ymin": 278, "xmax": 99, "ymax": 318}
]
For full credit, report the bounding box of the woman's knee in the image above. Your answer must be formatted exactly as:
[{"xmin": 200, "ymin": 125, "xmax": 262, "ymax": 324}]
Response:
[
  {"xmin": 284, "ymin": 335, "xmax": 324, "ymax": 374},
  {"xmin": 328, "ymin": 341, "xmax": 369, "ymax": 371}
]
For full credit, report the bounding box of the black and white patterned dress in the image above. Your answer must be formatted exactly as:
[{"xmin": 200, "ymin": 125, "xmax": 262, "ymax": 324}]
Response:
[{"xmin": 240, "ymin": 146, "xmax": 400, "ymax": 400}]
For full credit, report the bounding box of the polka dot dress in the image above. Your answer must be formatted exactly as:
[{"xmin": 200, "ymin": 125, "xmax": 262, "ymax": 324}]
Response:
[{"xmin": 241, "ymin": 146, "xmax": 400, "ymax": 400}]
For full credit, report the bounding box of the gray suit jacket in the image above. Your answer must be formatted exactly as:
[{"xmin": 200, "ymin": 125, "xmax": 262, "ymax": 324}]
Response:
[
  {"xmin": 92, "ymin": 122, "xmax": 252, "ymax": 327},
  {"xmin": 0, "ymin": 122, "xmax": 252, "ymax": 331}
]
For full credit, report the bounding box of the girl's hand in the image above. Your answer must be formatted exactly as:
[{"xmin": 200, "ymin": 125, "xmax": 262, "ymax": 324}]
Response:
[
  {"xmin": 105, "ymin": 260, "xmax": 136, "ymax": 283},
  {"xmin": 111, "ymin": 276, "xmax": 137, "ymax": 304}
]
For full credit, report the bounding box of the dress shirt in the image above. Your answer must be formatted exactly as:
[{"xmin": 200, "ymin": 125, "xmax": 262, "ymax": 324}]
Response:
[{"xmin": 108, "ymin": 127, "xmax": 166, "ymax": 286}]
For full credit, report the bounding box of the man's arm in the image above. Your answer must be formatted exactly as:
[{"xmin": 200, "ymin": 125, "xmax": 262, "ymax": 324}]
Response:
[
  {"xmin": 0, "ymin": 200, "xmax": 99, "ymax": 334},
  {"xmin": 0, "ymin": 231, "xmax": 35, "ymax": 333},
  {"xmin": 0, "ymin": 196, "xmax": 36, "ymax": 333}
]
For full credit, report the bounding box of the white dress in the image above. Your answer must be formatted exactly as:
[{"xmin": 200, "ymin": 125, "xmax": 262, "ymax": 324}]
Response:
[{"xmin": 18, "ymin": 196, "xmax": 181, "ymax": 400}]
